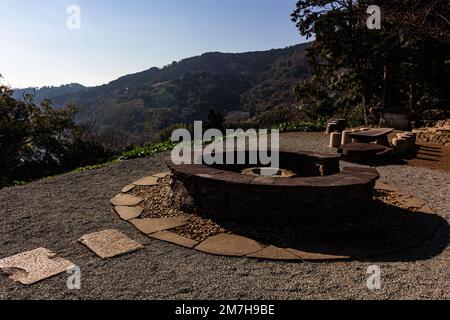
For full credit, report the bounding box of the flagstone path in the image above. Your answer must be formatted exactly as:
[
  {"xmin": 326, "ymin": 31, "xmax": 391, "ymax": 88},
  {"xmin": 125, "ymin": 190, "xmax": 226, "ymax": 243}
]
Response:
[{"xmin": 110, "ymin": 174, "xmax": 440, "ymax": 262}]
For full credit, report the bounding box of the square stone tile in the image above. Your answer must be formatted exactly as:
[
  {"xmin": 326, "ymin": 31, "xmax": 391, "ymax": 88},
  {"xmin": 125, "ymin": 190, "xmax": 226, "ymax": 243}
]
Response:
[
  {"xmin": 132, "ymin": 176, "xmax": 159, "ymax": 186},
  {"xmin": 110, "ymin": 194, "xmax": 143, "ymax": 206},
  {"xmin": 0, "ymin": 248, "xmax": 74, "ymax": 285},
  {"xmin": 150, "ymin": 231, "xmax": 198, "ymax": 248},
  {"xmin": 114, "ymin": 206, "xmax": 143, "ymax": 221},
  {"xmin": 195, "ymin": 234, "xmax": 263, "ymax": 257},
  {"xmin": 79, "ymin": 229, "xmax": 143, "ymax": 259},
  {"xmin": 130, "ymin": 217, "xmax": 189, "ymax": 235}
]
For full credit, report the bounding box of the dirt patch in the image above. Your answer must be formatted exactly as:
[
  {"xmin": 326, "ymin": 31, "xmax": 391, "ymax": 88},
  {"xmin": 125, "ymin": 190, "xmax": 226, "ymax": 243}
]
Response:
[{"xmin": 405, "ymin": 143, "xmax": 450, "ymax": 173}]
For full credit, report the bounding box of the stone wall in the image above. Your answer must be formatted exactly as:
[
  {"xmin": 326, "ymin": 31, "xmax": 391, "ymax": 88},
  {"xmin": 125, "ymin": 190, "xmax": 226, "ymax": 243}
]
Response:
[
  {"xmin": 167, "ymin": 152, "xmax": 380, "ymax": 225},
  {"xmin": 414, "ymin": 120, "xmax": 450, "ymax": 147},
  {"xmin": 381, "ymin": 113, "xmax": 410, "ymax": 131}
]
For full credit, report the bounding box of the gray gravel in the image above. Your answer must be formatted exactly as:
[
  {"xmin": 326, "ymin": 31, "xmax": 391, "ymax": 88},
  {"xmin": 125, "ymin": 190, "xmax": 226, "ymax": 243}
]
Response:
[{"xmin": 0, "ymin": 132, "xmax": 449, "ymax": 300}]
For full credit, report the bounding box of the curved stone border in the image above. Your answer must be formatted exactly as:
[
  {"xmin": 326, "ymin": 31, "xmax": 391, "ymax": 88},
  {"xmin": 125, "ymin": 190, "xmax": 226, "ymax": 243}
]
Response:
[{"xmin": 112, "ymin": 173, "xmax": 440, "ymax": 262}]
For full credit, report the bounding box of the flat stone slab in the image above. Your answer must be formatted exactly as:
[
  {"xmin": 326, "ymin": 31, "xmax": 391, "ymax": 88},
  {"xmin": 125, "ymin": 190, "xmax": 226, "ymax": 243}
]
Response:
[
  {"xmin": 286, "ymin": 248, "xmax": 349, "ymax": 261},
  {"xmin": 115, "ymin": 206, "xmax": 143, "ymax": 221},
  {"xmin": 339, "ymin": 142, "xmax": 388, "ymax": 155},
  {"xmin": 122, "ymin": 184, "xmax": 136, "ymax": 193},
  {"xmin": 195, "ymin": 234, "xmax": 263, "ymax": 257},
  {"xmin": 110, "ymin": 194, "xmax": 143, "ymax": 206},
  {"xmin": 396, "ymin": 195, "xmax": 426, "ymax": 209},
  {"xmin": 153, "ymin": 172, "xmax": 171, "ymax": 179},
  {"xmin": 133, "ymin": 176, "xmax": 159, "ymax": 186},
  {"xmin": 375, "ymin": 181, "xmax": 399, "ymax": 192},
  {"xmin": 0, "ymin": 248, "xmax": 74, "ymax": 285},
  {"xmin": 247, "ymin": 246, "xmax": 300, "ymax": 261},
  {"xmin": 348, "ymin": 128, "xmax": 395, "ymax": 139},
  {"xmin": 79, "ymin": 229, "xmax": 143, "ymax": 259},
  {"xmin": 130, "ymin": 217, "xmax": 189, "ymax": 235},
  {"xmin": 418, "ymin": 205, "xmax": 434, "ymax": 214},
  {"xmin": 150, "ymin": 231, "xmax": 198, "ymax": 248}
]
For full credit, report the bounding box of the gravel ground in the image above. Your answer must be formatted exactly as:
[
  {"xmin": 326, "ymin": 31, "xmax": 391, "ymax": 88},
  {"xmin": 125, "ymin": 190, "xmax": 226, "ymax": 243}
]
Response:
[{"xmin": 0, "ymin": 132, "xmax": 449, "ymax": 300}]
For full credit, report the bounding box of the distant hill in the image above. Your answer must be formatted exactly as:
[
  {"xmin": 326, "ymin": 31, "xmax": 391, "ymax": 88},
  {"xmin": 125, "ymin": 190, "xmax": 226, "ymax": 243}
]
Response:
[
  {"xmin": 13, "ymin": 83, "xmax": 88, "ymax": 104},
  {"xmin": 14, "ymin": 43, "xmax": 310, "ymax": 145}
]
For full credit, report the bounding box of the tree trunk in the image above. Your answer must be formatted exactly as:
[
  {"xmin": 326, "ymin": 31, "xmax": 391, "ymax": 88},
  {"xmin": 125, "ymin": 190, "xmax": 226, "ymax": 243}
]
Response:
[
  {"xmin": 410, "ymin": 81, "xmax": 417, "ymax": 112},
  {"xmin": 383, "ymin": 64, "xmax": 390, "ymax": 110},
  {"xmin": 362, "ymin": 93, "xmax": 369, "ymax": 126}
]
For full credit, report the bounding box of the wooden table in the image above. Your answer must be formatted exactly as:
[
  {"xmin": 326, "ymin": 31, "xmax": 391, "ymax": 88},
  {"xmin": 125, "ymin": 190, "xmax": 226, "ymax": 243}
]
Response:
[{"xmin": 348, "ymin": 128, "xmax": 394, "ymax": 146}]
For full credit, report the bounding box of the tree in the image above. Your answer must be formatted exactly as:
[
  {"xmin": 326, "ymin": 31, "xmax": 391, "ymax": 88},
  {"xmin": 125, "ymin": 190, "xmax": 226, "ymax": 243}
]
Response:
[
  {"xmin": 0, "ymin": 84, "xmax": 111, "ymax": 187},
  {"xmin": 292, "ymin": 0, "xmax": 387, "ymax": 124},
  {"xmin": 380, "ymin": 1, "xmax": 450, "ymax": 114},
  {"xmin": 382, "ymin": 0, "xmax": 450, "ymax": 45},
  {"xmin": 291, "ymin": 0, "xmax": 450, "ymax": 124},
  {"xmin": 205, "ymin": 109, "xmax": 225, "ymax": 133},
  {"xmin": 0, "ymin": 86, "xmax": 33, "ymax": 184}
]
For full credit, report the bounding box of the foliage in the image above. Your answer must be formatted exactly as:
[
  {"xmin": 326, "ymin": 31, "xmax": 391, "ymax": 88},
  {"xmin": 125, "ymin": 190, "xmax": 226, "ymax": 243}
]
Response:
[
  {"xmin": 205, "ymin": 109, "xmax": 225, "ymax": 132},
  {"xmin": 158, "ymin": 123, "xmax": 193, "ymax": 142},
  {"xmin": 118, "ymin": 140, "xmax": 177, "ymax": 160},
  {"xmin": 291, "ymin": 0, "xmax": 450, "ymax": 125},
  {"xmin": 72, "ymin": 159, "xmax": 119, "ymax": 173},
  {"xmin": 0, "ymin": 85, "xmax": 113, "ymax": 187},
  {"xmin": 72, "ymin": 140, "xmax": 178, "ymax": 172},
  {"xmin": 278, "ymin": 118, "xmax": 327, "ymax": 133},
  {"xmin": 13, "ymin": 83, "xmax": 87, "ymax": 105}
]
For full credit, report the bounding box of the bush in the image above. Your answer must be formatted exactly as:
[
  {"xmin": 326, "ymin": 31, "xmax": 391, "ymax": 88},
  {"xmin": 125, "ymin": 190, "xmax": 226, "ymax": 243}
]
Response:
[
  {"xmin": 118, "ymin": 140, "xmax": 177, "ymax": 160},
  {"xmin": 0, "ymin": 86, "xmax": 113, "ymax": 187},
  {"xmin": 278, "ymin": 118, "xmax": 326, "ymax": 133}
]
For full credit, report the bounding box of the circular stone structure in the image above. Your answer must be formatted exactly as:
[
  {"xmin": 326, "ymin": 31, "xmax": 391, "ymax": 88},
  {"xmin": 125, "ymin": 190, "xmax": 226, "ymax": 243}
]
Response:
[
  {"xmin": 112, "ymin": 173, "xmax": 440, "ymax": 262},
  {"xmin": 167, "ymin": 150, "xmax": 380, "ymax": 223}
]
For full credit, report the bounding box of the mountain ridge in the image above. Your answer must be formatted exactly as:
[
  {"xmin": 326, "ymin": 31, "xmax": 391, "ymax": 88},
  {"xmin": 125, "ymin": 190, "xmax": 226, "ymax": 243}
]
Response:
[{"xmin": 13, "ymin": 42, "xmax": 311, "ymax": 146}]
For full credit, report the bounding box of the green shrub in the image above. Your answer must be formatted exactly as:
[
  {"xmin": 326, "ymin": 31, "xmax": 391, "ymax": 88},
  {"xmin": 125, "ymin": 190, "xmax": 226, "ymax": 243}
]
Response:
[
  {"xmin": 277, "ymin": 118, "xmax": 326, "ymax": 133},
  {"xmin": 118, "ymin": 140, "xmax": 177, "ymax": 160}
]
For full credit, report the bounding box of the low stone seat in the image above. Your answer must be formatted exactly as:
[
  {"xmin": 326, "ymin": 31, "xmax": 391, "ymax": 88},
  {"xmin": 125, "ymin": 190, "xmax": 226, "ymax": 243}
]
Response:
[
  {"xmin": 348, "ymin": 128, "xmax": 394, "ymax": 146},
  {"xmin": 326, "ymin": 118, "xmax": 347, "ymax": 134},
  {"xmin": 338, "ymin": 143, "xmax": 393, "ymax": 161}
]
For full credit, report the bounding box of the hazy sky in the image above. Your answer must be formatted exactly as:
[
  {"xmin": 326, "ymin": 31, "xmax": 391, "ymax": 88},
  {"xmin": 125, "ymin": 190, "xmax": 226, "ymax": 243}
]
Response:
[{"xmin": 1, "ymin": 0, "xmax": 305, "ymax": 88}]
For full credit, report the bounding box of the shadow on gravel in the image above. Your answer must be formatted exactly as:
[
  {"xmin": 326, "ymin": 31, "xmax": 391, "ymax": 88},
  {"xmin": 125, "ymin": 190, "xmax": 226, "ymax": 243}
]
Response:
[
  {"xmin": 213, "ymin": 199, "xmax": 450, "ymax": 263},
  {"xmin": 342, "ymin": 145, "xmax": 445, "ymax": 168}
]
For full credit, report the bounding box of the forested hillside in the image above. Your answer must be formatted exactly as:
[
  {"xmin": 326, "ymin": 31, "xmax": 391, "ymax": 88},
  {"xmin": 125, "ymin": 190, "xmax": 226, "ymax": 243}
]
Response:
[
  {"xmin": 15, "ymin": 43, "xmax": 310, "ymax": 146},
  {"xmin": 13, "ymin": 84, "xmax": 87, "ymax": 103}
]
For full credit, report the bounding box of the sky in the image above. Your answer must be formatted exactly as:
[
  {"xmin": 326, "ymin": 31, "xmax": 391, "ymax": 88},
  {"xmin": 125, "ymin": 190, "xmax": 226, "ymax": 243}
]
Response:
[{"xmin": 0, "ymin": 0, "xmax": 305, "ymax": 88}]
